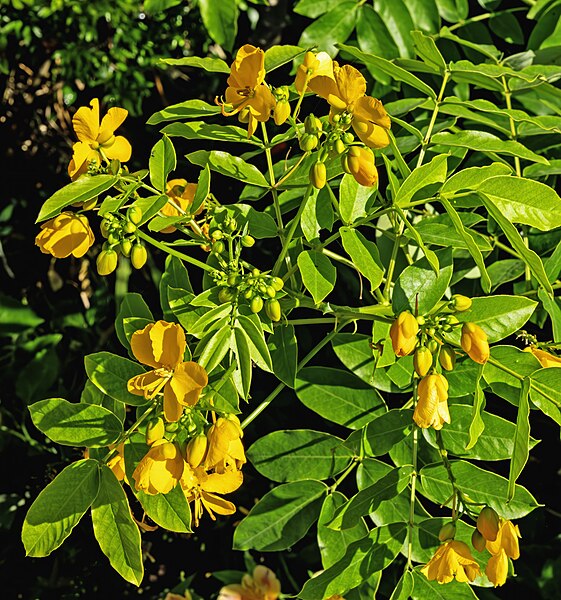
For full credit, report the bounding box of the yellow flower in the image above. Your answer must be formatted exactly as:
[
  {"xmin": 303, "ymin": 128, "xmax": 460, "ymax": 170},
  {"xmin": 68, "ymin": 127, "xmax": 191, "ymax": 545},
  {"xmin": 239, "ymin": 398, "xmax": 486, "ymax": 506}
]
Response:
[
  {"xmin": 181, "ymin": 463, "xmax": 243, "ymax": 527},
  {"xmin": 294, "ymin": 51, "xmax": 336, "ymax": 97},
  {"xmin": 389, "ymin": 311, "xmax": 419, "ymax": 357},
  {"xmin": 36, "ymin": 212, "xmax": 95, "ymax": 258},
  {"xmin": 477, "ymin": 506, "xmax": 500, "ymax": 542},
  {"xmin": 421, "ymin": 540, "xmax": 481, "ymax": 584},
  {"xmin": 527, "ymin": 346, "xmax": 561, "ymax": 368},
  {"xmin": 160, "ymin": 179, "xmax": 200, "ymax": 233},
  {"xmin": 221, "ymin": 44, "xmax": 275, "ymax": 137},
  {"xmin": 485, "ymin": 549, "xmax": 509, "ymax": 587},
  {"xmin": 127, "ymin": 321, "xmax": 208, "ymax": 422},
  {"xmin": 132, "ymin": 440, "xmax": 184, "ymax": 495},
  {"xmin": 296, "ymin": 53, "xmax": 391, "ymax": 149},
  {"xmin": 414, "ymin": 373, "xmax": 450, "ymax": 430},
  {"xmin": 219, "ymin": 566, "xmax": 281, "ymax": 600},
  {"xmin": 204, "ymin": 416, "xmax": 246, "ymax": 471},
  {"xmin": 68, "ymin": 98, "xmax": 132, "ymax": 179},
  {"xmin": 486, "ymin": 519, "xmax": 521, "ymax": 560},
  {"xmin": 107, "ymin": 443, "xmax": 126, "ymax": 482},
  {"xmin": 346, "ymin": 146, "xmax": 378, "ymax": 187},
  {"xmin": 461, "ymin": 322, "xmax": 490, "ymax": 364}
]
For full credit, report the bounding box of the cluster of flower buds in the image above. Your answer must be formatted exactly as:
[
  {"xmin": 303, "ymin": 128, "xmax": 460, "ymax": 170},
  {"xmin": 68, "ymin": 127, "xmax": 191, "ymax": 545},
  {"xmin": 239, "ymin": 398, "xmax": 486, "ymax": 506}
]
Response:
[
  {"xmin": 472, "ymin": 506, "xmax": 521, "ymax": 587},
  {"xmin": 272, "ymin": 86, "xmax": 291, "ymax": 126},
  {"xmin": 97, "ymin": 206, "xmax": 147, "ymax": 275}
]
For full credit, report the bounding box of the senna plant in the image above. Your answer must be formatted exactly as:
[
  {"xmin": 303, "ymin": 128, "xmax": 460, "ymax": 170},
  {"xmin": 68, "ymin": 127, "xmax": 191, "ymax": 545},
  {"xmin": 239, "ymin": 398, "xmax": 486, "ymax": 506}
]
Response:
[{"xmin": 24, "ymin": 29, "xmax": 561, "ymax": 599}]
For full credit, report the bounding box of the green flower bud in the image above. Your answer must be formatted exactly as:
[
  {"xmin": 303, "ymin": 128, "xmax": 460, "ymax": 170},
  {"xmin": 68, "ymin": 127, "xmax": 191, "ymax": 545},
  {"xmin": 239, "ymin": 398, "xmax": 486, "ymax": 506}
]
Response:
[
  {"xmin": 211, "ymin": 229, "xmax": 224, "ymax": 240},
  {"xmin": 218, "ymin": 287, "xmax": 235, "ymax": 303},
  {"xmin": 310, "ymin": 161, "xmax": 327, "ymax": 189},
  {"xmin": 270, "ymin": 276, "xmax": 284, "ymax": 291},
  {"xmin": 96, "ymin": 249, "xmax": 118, "ymax": 276},
  {"xmin": 266, "ymin": 286, "xmax": 276, "ymax": 298},
  {"xmin": 265, "ymin": 298, "xmax": 281, "ymax": 322},
  {"xmin": 212, "ymin": 240, "xmax": 225, "ymax": 254},
  {"xmin": 100, "ymin": 218, "xmax": 111, "ymax": 238},
  {"xmin": 127, "ymin": 206, "xmax": 143, "ymax": 225},
  {"xmin": 471, "ymin": 529, "xmax": 486, "ymax": 552},
  {"xmin": 439, "ymin": 345, "xmax": 456, "ymax": 371},
  {"xmin": 438, "ymin": 521, "xmax": 457, "ymax": 542},
  {"xmin": 130, "ymin": 243, "xmax": 147, "ymax": 269},
  {"xmin": 334, "ymin": 138, "xmax": 346, "ymax": 155},
  {"xmin": 107, "ymin": 232, "xmax": 120, "ymax": 245},
  {"xmin": 241, "ymin": 235, "xmax": 255, "ymax": 248},
  {"xmin": 227, "ymin": 274, "xmax": 239, "ymax": 287},
  {"xmin": 299, "ymin": 133, "xmax": 318, "ymax": 152},
  {"xmin": 250, "ymin": 295, "xmax": 264, "ymax": 314},
  {"xmin": 427, "ymin": 339, "xmax": 439, "ymax": 354},
  {"xmin": 342, "ymin": 132, "xmax": 354, "ymax": 144},
  {"xmin": 451, "ymin": 294, "xmax": 472, "ymax": 312},
  {"xmin": 120, "ymin": 238, "xmax": 132, "ymax": 258},
  {"xmin": 123, "ymin": 221, "xmax": 137, "ymax": 234}
]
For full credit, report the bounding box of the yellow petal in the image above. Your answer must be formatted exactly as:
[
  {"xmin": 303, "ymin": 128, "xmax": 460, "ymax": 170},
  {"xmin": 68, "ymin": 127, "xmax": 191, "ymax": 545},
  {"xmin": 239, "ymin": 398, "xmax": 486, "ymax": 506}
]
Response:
[
  {"xmin": 169, "ymin": 361, "xmax": 208, "ymax": 406},
  {"xmin": 103, "ymin": 135, "xmax": 132, "ymax": 163},
  {"xmin": 354, "ymin": 95, "xmax": 391, "ymax": 130},
  {"xmin": 228, "ymin": 44, "xmax": 265, "ymax": 89},
  {"xmin": 334, "ymin": 64, "xmax": 366, "ymax": 106},
  {"xmin": 200, "ymin": 490, "xmax": 237, "ymax": 516},
  {"xmin": 98, "ymin": 106, "xmax": 128, "ymax": 144},
  {"xmin": 130, "ymin": 323, "xmax": 161, "ymax": 368},
  {"xmin": 69, "ymin": 141, "xmax": 101, "ymax": 177},
  {"xmin": 485, "ymin": 549, "xmax": 509, "ymax": 587},
  {"xmin": 73, "ymin": 98, "xmax": 100, "ymax": 143},
  {"xmin": 163, "ymin": 385, "xmax": 184, "ymax": 422},
  {"xmin": 127, "ymin": 370, "xmax": 166, "ymax": 398},
  {"xmin": 149, "ymin": 320, "xmax": 186, "ymax": 368},
  {"xmin": 248, "ymin": 85, "xmax": 275, "ymax": 121},
  {"xmin": 202, "ymin": 469, "xmax": 243, "ymax": 495}
]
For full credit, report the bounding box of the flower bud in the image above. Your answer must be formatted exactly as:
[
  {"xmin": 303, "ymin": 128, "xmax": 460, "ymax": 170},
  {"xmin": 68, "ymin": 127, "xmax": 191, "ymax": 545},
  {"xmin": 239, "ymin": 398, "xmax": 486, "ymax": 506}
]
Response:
[
  {"xmin": 127, "ymin": 206, "xmax": 143, "ymax": 225},
  {"xmin": 186, "ymin": 434, "xmax": 208, "ymax": 468},
  {"xmin": 471, "ymin": 529, "xmax": 486, "ymax": 553},
  {"xmin": 120, "ymin": 238, "xmax": 132, "ymax": 257},
  {"xmin": 414, "ymin": 347, "xmax": 433, "ymax": 377},
  {"xmin": 310, "ymin": 161, "xmax": 327, "ymax": 189},
  {"xmin": 389, "ymin": 311, "xmax": 419, "ymax": 357},
  {"xmin": 414, "ymin": 373, "xmax": 450, "ymax": 430},
  {"xmin": 124, "ymin": 221, "xmax": 137, "ymax": 234},
  {"xmin": 265, "ymin": 298, "xmax": 281, "ymax": 322},
  {"xmin": 347, "ymin": 146, "xmax": 378, "ymax": 187},
  {"xmin": 250, "ymin": 295, "xmax": 264, "ymax": 314},
  {"xmin": 439, "ymin": 345, "xmax": 456, "ymax": 371},
  {"xmin": 452, "ymin": 294, "xmax": 472, "ymax": 312},
  {"xmin": 130, "ymin": 243, "xmax": 148, "ymax": 269},
  {"xmin": 212, "ymin": 240, "xmax": 225, "ymax": 254},
  {"xmin": 300, "ymin": 133, "xmax": 318, "ymax": 152},
  {"xmin": 96, "ymin": 249, "xmax": 118, "ymax": 276},
  {"xmin": 477, "ymin": 506, "xmax": 500, "ymax": 542},
  {"xmin": 341, "ymin": 154, "xmax": 352, "ymax": 174},
  {"xmin": 273, "ymin": 99, "xmax": 291, "ymax": 126},
  {"xmin": 145, "ymin": 417, "xmax": 165, "ymax": 446},
  {"xmin": 270, "ymin": 276, "xmax": 284, "ymax": 291},
  {"xmin": 218, "ymin": 287, "xmax": 235, "ymax": 304},
  {"xmin": 100, "ymin": 218, "xmax": 112, "ymax": 238},
  {"xmin": 427, "ymin": 339, "xmax": 439, "ymax": 354},
  {"xmin": 241, "ymin": 235, "xmax": 255, "ymax": 248},
  {"xmin": 461, "ymin": 322, "xmax": 490, "ymax": 364},
  {"xmin": 438, "ymin": 521, "xmax": 457, "ymax": 542}
]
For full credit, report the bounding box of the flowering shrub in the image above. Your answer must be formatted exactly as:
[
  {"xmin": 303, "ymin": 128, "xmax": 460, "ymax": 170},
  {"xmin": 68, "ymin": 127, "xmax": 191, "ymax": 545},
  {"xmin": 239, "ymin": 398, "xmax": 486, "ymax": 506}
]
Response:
[{"xmin": 22, "ymin": 17, "xmax": 561, "ymax": 599}]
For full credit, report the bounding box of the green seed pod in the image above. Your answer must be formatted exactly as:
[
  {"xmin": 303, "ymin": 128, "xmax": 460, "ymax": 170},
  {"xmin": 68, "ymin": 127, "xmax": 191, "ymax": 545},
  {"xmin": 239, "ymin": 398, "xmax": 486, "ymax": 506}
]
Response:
[
  {"xmin": 270, "ymin": 276, "xmax": 284, "ymax": 291},
  {"xmin": 414, "ymin": 346, "xmax": 433, "ymax": 377},
  {"xmin": 145, "ymin": 417, "xmax": 165, "ymax": 446},
  {"xmin": 120, "ymin": 238, "xmax": 132, "ymax": 258},
  {"xmin": 130, "ymin": 243, "xmax": 148, "ymax": 269},
  {"xmin": 241, "ymin": 235, "xmax": 255, "ymax": 248},
  {"xmin": 96, "ymin": 249, "xmax": 118, "ymax": 276},
  {"xmin": 123, "ymin": 221, "xmax": 137, "ymax": 234},
  {"xmin": 265, "ymin": 298, "xmax": 281, "ymax": 322},
  {"xmin": 438, "ymin": 521, "xmax": 457, "ymax": 542},
  {"xmin": 127, "ymin": 206, "xmax": 143, "ymax": 225},
  {"xmin": 310, "ymin": 161, "xmax": 327, "ymax": 189},
  {"xmin": 218, "ymin": 287, "xmax": 235, "ymax": 303},
  {"xmin": 439, "ymin": 345, "xmax": 456, "ymax": 371},
  {"xmin": 250, "ymin": 295, "xmax": 264, "ymax": 314}
]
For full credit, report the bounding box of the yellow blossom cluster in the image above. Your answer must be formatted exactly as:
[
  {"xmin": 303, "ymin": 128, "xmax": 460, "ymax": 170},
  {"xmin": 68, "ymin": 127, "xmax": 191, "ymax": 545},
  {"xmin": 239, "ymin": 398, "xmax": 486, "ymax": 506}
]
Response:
[{"xmin": 218, "ymin": 565, "xmax": 281, "ymax": 600}]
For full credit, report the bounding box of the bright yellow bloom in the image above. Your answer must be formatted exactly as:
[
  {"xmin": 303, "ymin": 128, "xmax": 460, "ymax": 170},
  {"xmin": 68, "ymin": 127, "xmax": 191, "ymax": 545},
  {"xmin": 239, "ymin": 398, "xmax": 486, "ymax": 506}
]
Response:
[
  {"xmin": 107, "ymin": 443, "xmax": 126, "ymax": 482},
  {"xmin": 527, "ymin": 346, "xmax": 561, "ymax": 368},
  {"xmin": 36, "ymin": 212, "xmax": 95, "ymax": 258},
  {"xmin": 414, "ymin": 373, "xmax": 450, "ymax": 430},
  {"xmin": 132, "ymin": 440, "xmax": 184, "ymax": 495},
  {"xmin": 218, "ymin": 566, "xmax": 281, "ymax": 600},
  {"xmin": 294, "ymin": 51, "xmax": 336, "ymax": 97},
  {"xmin": 389, "ymin": 311, "xmax": 419, "ymax": 357},
  {"xmin": 68, "ymin": 98, "xmax": 132, "ymax": 179},
  {"xmin": 160, "ymin": 179, "xmax": 200, "ymax": 233},
  {"xmin": 486, "ymin": 519, "xmax": 521, "ymax": 560},
  {"xmin": 347, "ymin": 146, "xmax": 378, "ymax": 187},
  {"xmin": 127, "ymin": 321, "xmax": 208, "ymax": 422},
  {"xmin": 181, "ymin": 463, "xmax": 243, "ymax": 527},
  {"xmin": 221, "ymin": 44, "xmax": 275, "ymax": 137},
  {"xmin": 485, "ymin": 549, "xmax": 509, "ymax": 587},
  {"xmin": 204, "ymin": 416, "xmax": 246, "ymax": 471},
  {"xmin": 461, "ymin": 322, "xmax": 490, "ymax": 364},
  {"xmin": 421, "ymin": 540, "xmax": 481, "ymax": 584}
]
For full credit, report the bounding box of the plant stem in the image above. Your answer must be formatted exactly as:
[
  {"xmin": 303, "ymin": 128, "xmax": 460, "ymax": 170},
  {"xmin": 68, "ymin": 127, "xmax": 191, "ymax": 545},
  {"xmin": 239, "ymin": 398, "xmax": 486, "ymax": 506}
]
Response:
[{"xmin": 407, "ymin": 379, "xmax": 419, "ymax": 569}]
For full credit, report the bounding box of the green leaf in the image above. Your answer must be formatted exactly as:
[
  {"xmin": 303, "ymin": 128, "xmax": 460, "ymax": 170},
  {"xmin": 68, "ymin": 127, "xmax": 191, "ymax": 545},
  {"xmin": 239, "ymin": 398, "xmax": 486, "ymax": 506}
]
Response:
[
  {"xmin": 268, "ymin": 324, "xmax": 298, "ymax": 388},
  {"xmin": 91, "ymin": 465, "xmax": 143, "ymax": 586},
  {"xmin": 483, "ymin": 345, "xmax": 540, "ymax": 403},
  {"xmin": 396, "ymin": 154, "xmax": 447, "ymax": 206},
  {"xmin": 147, "ymin": 99, "xmax": 222, "ymax": 125},
  {"xmin": 158, "ymin": 56, "xmax": 229, "ymax": 73},
  {"xmin": 162, "ymin": 121, "xmax": 260, "ymax": 145},
  {"xmin": 198, "ymin": 0, "xmax": 237, "ymax": 52},
  {"xmin": 439, "ymin": 196, "xmax": 491, "ymax": 293},
  {"xmin": 22, "ymin": 459, "xmax": 100, "ymax": 557},
  {"xmin": 149, "ymin": 134, "xmax": 176, "ymax": 192},
  {"xmin": 394, "ymin": 205, "xmax": 440, "ymax": 273},
  {"xmin": 135, "ymin": 483, "xmax": 192, "ymax": 533},
  {"xmin": 530, "ymin": 368, "xmax": 561, "ymax": 421},
  {"xmin": 301, "ymin": 186, "xmax": 335, "ymax": 242},
  {"xmin": 436, "ymin": 0, "xmax": 468, "ymax": 21},
  {"xmin": 347, "ymin": 409, "xmax": 413, "ymax": 456},
  {"xmin": 339, "ymin": 173, "xmax": 373, "ymax": 224},
  {"xmin": 294, "ymin": 0, "xmax": 341, "ymax": 18},
  {"xmin": 196, "ymin": 325, "xmax": 232, "ymax": 374},
  {"xmin": 115, "ymin": 293, "xmax": 153, "ymax": 352},
  {"xmin": 81, "ymin": 380, "xmax": 126, "ymax": 424},
  {"xmin": 508, "ymin": 378, "xmax": 531, "ymax": 501},
  {"xmin": 478, "ymin": 176, "xmax": 561, "ymax": 231},
  {"xmin": 375, "ymin": 0, "xmax": 415, "ymax": 58},
  {"xmin": 419, "ymin": 460, "xmax": 539, "ymax": 519},
  {"xmin": 411, "ymin": 30, "xmax": 446, "ymax": 71},
  {"xmin": 186, "ymin": 150, "xmax": 269, "ymax": 187},
  {"xmin": 479, "ymin": 196, "xmax": 553, "ymax": 294},
  {"xmin": 233, "ymin": 326, "xmax": 252, "ymax": 400},
  {"xmin": 0, "ymin": 294, "xmax": 43, "ymax": 333},
  {"xmin": 393, "ymin": 249, "xmax": 452, "ymax": 314},
  {"xmin": 455, "ymin": 295, "xmax": 537, "ymax": 342},
  {"xmin": 161, "ymin": 256, "xmax": 193, "ymax": 321},
  {"xmin": 441, "ymin": 162, "xmax": 512, "ymax": 195},
  {"xmin": 299, "ymin": 523, "xmax": 406, "ymax": 599},
  {"xmin": 36, "ymin": 175, "xmax": 118, "ymax": 222},
  {"xmin": 317, "ymin": 492, "xmax": 369, "ymax": 569},
  {"xmin": 431, "ymin": 130, "xmax": 549, "ymax": 164},
  {"xmin": 247, "ymin": 429, "xmax": 352, "ymax": 482},
  {"xmin": 299, "ymin": 3, "xmax": 358, "ymax": 56},
  {"xmin": 390, "ymin": 571, "xmax": 415, "ymax": 600},
  {"xmin": 84, "ymin": 352, "xmax": 147, "ymax": 406},
  {"xmin": 466, "ymin": 373, "xmax": 485, "ymax": 450},
  {"xmin": 411, "ymin": 568, "xmax": 479, "ymax": 599},
  {"xmin": 233, "ymin": 480, "xmax": 327, "ymax": 551},
  {"xmin": 264, "ymin": 45, "xmax": 305, "ymax": 72},
  {"xmin": 131, "ymin": 194, "xmax": 169, "ymax": 225},
  {"xmin": 191, "ymin": 164, "xmax": 210, "ymax": 216},
  {"xmin": 295, "ymin": 367, "xmax": 387, "ymax": 429},
  {"xmin": 340, "ymin": 227, "xmax": 384, "ymax": 292},
  {"xmin": 297, "ymin": 250, "xmax": 336, "ymax": 304},
  {"xmin": 338, "ymin": 43, "xmax": 437, "ymax": 99},
  {"xmin": 328, "ymin": 467, "xmax": 412, "ymax": 530},
  {"xmin": 29, "ymin": 398, "xmax": 122, "ymax": 447},
  {"xmin": 237, "ymin": 314, "xmax": 272, "ymax": 372}
]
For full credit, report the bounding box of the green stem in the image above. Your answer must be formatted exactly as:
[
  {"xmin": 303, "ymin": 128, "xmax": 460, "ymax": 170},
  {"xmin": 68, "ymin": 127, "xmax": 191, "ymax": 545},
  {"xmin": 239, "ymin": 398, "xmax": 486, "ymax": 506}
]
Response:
[
  {"xmin": 329, "ymin": 458, "xmax": 360, "ymax": 492},
  {"xmin": 407, "ymin": 378, "xmax": 419, "ymax": 570},
  {"xmin": 417, "ymin": 70, "xmax": 450, "ymax": 168},
  {"xmin": 102, "ymin": 404, "xmax": 156, "ymax": 463},
  {"xmin": 261, "ymin": 122, "xmax": 284, "ymax": 234}
]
